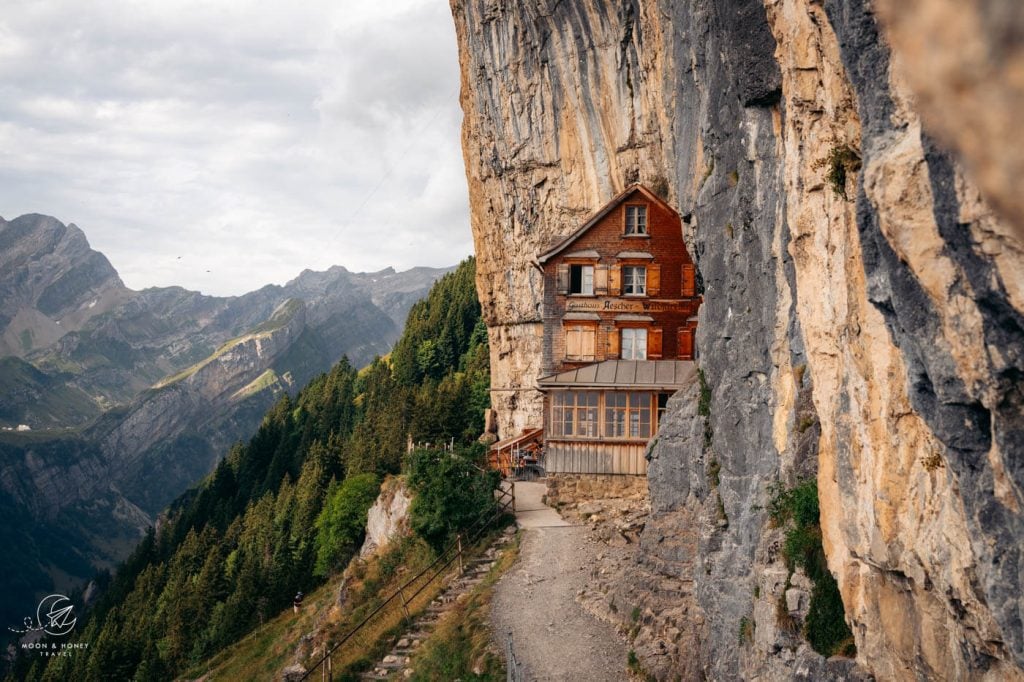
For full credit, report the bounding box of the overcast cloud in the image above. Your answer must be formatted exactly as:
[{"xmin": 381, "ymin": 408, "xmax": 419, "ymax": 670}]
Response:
[{"xmin": 0, "ymin": 0, "xmax": 470, "ymax": 296}]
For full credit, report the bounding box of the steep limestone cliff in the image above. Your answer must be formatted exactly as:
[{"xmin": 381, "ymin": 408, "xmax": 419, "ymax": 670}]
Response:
[{"xmin": 451, "ymin": 0, "xmax": 1024, "ymax": 679}]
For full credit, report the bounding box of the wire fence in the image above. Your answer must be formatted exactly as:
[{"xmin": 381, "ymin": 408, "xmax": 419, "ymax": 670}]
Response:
[{"xmin": 299, "ymin": 474, "xmax": 516, "ymax": 681}]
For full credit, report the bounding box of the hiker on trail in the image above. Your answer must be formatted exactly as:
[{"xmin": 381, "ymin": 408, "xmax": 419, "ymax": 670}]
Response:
[{"xmin": 293, "ymin": 591, "xmax": 304, "ymax": 614}]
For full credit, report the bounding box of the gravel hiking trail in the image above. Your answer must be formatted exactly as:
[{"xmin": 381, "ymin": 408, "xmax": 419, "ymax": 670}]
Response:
[{"xmin": 491, "ymin": 482, "xmax": 630, "ymax": 681}]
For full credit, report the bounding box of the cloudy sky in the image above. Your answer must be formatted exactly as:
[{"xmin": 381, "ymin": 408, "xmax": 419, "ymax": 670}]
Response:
[{"xmin": 0, "ymin": 0, "xmax": 470, "ymax": 296}]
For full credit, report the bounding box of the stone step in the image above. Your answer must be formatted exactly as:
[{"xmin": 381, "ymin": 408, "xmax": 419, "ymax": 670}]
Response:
[
  {"xmin": 375, "ymin": 656, "xmax": 407, "ymax": 669},
  {"xmin": 348, "ymin": 531, "xmax": 515, "ymax": 682},
  {"xmin": 405, "ymin": 630, "xmax": 432, "ymax": 640}
]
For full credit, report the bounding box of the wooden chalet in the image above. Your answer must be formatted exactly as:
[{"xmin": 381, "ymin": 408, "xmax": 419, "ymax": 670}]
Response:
[{"xmin": 492, "ymin": 184, "xmax": 701, "ymax": 477}]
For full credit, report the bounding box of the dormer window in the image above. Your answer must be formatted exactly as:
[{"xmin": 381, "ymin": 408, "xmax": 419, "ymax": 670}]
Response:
[
  {"xmin": 569, "ymin": 264, "xmax": 594, "ymax": 295},
  {"xmin": 625, "ymin": 205, "xmax": 647, "ymax": 235}
]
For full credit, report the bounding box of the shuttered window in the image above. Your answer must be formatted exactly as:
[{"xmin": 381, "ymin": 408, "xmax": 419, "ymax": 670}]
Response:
[{"xmin": 565, "ymin": 325, "xmax": 596, "ymax": 361}]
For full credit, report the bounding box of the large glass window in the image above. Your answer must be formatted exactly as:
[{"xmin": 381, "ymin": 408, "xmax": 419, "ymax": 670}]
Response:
[
  {"xmin": 551, "ymin": 391, "xmax": 599, "ymax": 437},
  {"xmin": 629, "ymin": 392, "xmax": 651, "ymax": 438},
  {"xmin": 625, "ymin": 205, "xmax": 648, "ymax": 235},
  {"xmin": 569, "ymin": 264, "xmax": 594, "ymax": 295},
  {"xmin": 603, "ymin": 391, "xmax": 652, "ymax": 439},
  {"xmin": 604, "ymin": 392, "xmax": 627, "ymax": 437},
  {"xmin": 623, "ymin": 265, "xmax": 646, "ymax": 295},
  {"xmin": 621, "ymin": 328, "xmax": 647, "ymax": 360}
]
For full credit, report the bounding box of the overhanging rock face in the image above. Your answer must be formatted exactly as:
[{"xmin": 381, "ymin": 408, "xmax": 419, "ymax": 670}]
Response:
[{"xmin": 451, "ymin": 0, "xmax": 1024, "ymax": 678}]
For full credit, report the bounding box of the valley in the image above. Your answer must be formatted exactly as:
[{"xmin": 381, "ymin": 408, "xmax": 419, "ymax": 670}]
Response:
[{"xmin": 0, "ymin": 213, "xmax": 452, "ymax": 638}]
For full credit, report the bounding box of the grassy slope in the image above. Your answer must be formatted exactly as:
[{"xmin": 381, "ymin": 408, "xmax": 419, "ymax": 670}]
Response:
[
  {"xmin": 407, "ymin": 531, "xmax": 521, "ymax": 681},
  {"xmin": 0, "ymin": 356, "xmax": 100, "ymax": 427},
  {"xmin": 184, "ymin": 537, "xmax": 437, "ymax": 681},
  {"xmin": 152, "ymin": 299, "xmax": 304, "ymax": 390},
  {"xmin": 186, "ymin": 526, "xmax": 517, "ymax": 681}
]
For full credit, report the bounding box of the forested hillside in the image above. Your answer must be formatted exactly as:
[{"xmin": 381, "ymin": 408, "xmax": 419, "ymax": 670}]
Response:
[{"xmin": 8, "ymin": 258, "xmax": 488, "ymax": 682}]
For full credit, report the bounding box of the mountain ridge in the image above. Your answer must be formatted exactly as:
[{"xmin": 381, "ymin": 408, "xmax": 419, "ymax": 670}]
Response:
[{"xmin": 0, "ymin": 213, "xmax": 454, "ymax": 638}]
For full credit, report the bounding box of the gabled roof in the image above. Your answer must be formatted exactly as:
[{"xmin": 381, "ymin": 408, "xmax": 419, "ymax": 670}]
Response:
[
  {"xmin": 538, "ymin": 360, "xmax": 696, "ymax": 390},
  {"xmin": 537, "ymin": 184, "xmax": 680, "ymax": 264}
]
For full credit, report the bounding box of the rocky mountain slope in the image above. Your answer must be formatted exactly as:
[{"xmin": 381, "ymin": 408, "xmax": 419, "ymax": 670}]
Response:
[
  {"xmin": 0, "ymin": 213, "xmax": 451, "ymax": 636},
  {"xmin": 450, "ymin": 0, "xmax": 1023, "ymax": 679},
  {"xmin": 0, "ymin": 214, "xmax": 446, "ymax": 423}
]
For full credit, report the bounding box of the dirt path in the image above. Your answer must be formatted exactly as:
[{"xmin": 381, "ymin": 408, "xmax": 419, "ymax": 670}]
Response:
[{"xmin": 491, "ymin": 482, "xmax": 630, "ymax": 681}]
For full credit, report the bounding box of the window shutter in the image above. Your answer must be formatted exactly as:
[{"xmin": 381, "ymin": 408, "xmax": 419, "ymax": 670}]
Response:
[
  {"xmin": 677, "ymin": 327, "xmax": 694, "ymax": 359},
  {"xmin": 647, "ymin": 264, "xmax": 661, "ymax": 297},
  {"xmin": 594, "ymin": 264, "xmax": 608, "ymax": 295},
  {"xmin": 557, "ymin": 264, "xmax": 569, "ymax": 295},
  {"xmin": 648, "ymin": 327, "xmax": 663, "ymax": 359},
  {"xmin": 608, "ymin": 328, "xmax": 620, "ymax": 358},
  {"xmin": 565, "ymin": 326, "xmax": 580, "ymax": 358},
  {"xmin": 682, "ymin": 264, "xmax": 696, "ymax": 297},
  {"xmin": 582, "ymin": 327, "xmax": 596, "ymax": 359},
  {"xmin": 608, "ymin": 265, "xmax": 621, "ymax": 296}
]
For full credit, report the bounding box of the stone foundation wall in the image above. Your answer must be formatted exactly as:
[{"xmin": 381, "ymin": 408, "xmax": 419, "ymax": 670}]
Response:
[{"xmin": 543, "ymin": 473, "xmax": 648, "ymax": 508}]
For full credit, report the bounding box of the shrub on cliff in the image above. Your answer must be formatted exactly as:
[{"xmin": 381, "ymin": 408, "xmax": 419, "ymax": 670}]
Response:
[
  {"xmin": 313, "ymin": 473, "xmax": 381, "ymax": 577},
  {"xmin": 769, "ymin": 479, "xmax": 855, "ymax": 657},
  {"xmin": 407, "ymin": 444, "xmax": 500, "ymax": 553}
]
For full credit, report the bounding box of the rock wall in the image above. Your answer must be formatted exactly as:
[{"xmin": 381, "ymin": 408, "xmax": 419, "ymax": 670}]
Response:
[
  {"xmin": 451, "ymin": 0, "xmax": 1024, "ymax": 679},
  {"xmin": 359, "ymin": 476, "xmax": 412, "ymax": 558},
  {"xmin": 543, "ymin": 473, "xmax": 648, "ymax": 509}
]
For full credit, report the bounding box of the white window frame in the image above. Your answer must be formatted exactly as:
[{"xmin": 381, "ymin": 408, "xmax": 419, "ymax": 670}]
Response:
[
  {"xmin": 625, "ymin": 205, "xmax": 648, "ymax": 235},
  {"xmin": 569, "ymin": 264, "xmax": 594, "ymax": 295},
  {"xmin": 623, "ymin": 265, "xmax": 647, "ymax": 296},
  {"xmin": 621, "ymin": 327, "xmax": 648, "ymax": 360}
]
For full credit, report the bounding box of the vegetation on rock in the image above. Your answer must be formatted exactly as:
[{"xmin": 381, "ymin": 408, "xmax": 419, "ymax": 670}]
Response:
[
  {"xmin": 407, "ymin": 445, "xmax": 500, "ymax": 553},
  {"xmin": 768, "ymin": 479, "xmax": 855, "ymax": 657},
  {"xmin": 9, "ymin": 258, "xmax": 489, "ymax": 682},
  {"xmin": 812, "ymin": 142, "xmax": 862, "ymax": 200}
]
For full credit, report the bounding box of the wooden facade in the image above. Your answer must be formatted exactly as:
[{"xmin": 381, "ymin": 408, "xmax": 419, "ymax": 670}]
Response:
[
  {"xmin": 545, "ymin": 440, "xmax": 648, "ymax": 475},
  {"xmin": 525, "ymin": 186, "xmax": 700, "ymax": 478},
  {"xmin": 536, "ymin": 184, "xmax": 701, "ymax": 377},
  {"xmin": 537, "ymin": 360, "xmax": 696, "ymax": 475}
]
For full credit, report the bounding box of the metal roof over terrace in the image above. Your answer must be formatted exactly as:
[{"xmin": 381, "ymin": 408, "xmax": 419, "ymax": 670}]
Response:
[{"xmin": 537, "ymin": 359, "xmax": 697, "ymax": 391}]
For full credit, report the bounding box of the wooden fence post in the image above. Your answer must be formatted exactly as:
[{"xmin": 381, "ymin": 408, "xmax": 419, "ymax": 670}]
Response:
[
  {"xmin": 457, "ymin": 534, "xmax": 464, "ymax": 575},
  {"xmin": 398, "ymin": 586, "xmax": 412, "ymax": 623}
]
